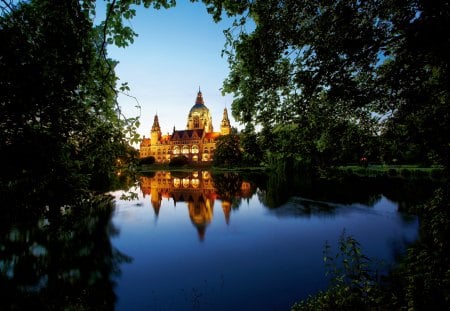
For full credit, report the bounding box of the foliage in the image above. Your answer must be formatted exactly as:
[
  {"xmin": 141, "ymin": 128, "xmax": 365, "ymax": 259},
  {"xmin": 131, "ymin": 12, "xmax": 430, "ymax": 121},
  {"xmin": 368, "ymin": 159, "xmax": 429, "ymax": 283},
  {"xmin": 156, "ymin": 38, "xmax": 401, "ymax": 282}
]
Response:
[
  {"xmin": 292, "ymin": 232, "xmax": 386, "ymax": 311},
  {"xmin": 213, "ymin": 133, "xmax": 242, "ymax": 167},
  {"xmin": 388, "ymin": 187, "xmax": 450, "ymax": 310},
  {"xmin": 292, "ymin": 186, "xmax": 450, "ymax": 310},
  {"xmin": 239, "ymin": 123, "xmax": 263, "ymax": 166},
  {"xmin": 139, "ymin": 156, "xmax": 156, "ymax": 165},
  {"xmin": 202, "ymin": 0, "xmax": 450, "ymax": 168},
  {"xmin": 0, "ymin": 0, "xmax": 176, "ymax": 195},
  {"xmin": 169, "ymin": 155, "xmax": 189, "ymax": 166}
]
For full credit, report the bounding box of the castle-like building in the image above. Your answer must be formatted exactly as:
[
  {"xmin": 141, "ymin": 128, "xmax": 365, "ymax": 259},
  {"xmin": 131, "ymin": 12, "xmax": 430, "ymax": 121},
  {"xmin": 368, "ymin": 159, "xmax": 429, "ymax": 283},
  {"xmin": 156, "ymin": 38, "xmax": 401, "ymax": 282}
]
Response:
[{"xmin": 139, "ymin": 89, "xmax": 231, "ymax": 163}]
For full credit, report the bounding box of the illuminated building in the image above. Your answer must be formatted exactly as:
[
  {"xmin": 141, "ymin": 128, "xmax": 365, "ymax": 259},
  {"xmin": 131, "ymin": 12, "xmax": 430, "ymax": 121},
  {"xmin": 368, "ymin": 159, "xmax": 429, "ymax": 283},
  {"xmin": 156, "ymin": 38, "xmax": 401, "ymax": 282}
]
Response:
[{"xmin": 139, "ymin": 89, "xmax": 232, "ymax": 163}]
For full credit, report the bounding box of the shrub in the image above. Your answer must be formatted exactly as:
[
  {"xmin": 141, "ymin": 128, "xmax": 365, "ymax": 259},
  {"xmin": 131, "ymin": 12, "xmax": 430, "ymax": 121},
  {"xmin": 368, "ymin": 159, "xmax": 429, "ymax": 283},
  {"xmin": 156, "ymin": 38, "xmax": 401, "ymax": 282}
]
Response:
[
  {"xmin": 139, "ymin": 156, "xmax": 155, "ymax": 165},
  {"xmin": 388, "ymin": 168, "xmax": 397, "ymax": 177},
  {"xmin": 400, "ymin": 168, "xmax": 411, "ymax": 178},
  {"xmin": 430, "ymin": 169, "xmax": 443, "ymax": 180},
  {"xmin": 292, "ymin": 232, "xmax": 386, "ymax": 311},
  {"xmin": 169, "ymin": 155, "xmax": 188, "ymax": 166}
]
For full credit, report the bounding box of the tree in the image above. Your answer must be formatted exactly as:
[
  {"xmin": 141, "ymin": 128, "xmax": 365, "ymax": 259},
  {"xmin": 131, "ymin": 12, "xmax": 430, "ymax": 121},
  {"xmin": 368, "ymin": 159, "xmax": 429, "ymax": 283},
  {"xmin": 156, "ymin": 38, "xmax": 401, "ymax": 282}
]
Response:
[
  {"xmin": 0, "ymin": 0, "xmax": 175, "ymax": 196},
  {"xmin": 239, "ymin": 123, "xmax": 263, "ymax": 166},
  {"xmin": 213, "ymin": 133, "xmax": 242, "ymax": 167},
  {"xmin": 200, "ymin": 0, "xmax": 449, "ymax": 168}
]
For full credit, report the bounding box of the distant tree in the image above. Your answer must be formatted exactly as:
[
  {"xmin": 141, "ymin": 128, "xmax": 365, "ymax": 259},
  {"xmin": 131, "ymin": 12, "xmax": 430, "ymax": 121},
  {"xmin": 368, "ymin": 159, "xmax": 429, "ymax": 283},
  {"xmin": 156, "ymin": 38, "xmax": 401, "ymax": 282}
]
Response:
[{"xmin": 213, "ymin": 133, "xmax": 242, "ymax": 167}]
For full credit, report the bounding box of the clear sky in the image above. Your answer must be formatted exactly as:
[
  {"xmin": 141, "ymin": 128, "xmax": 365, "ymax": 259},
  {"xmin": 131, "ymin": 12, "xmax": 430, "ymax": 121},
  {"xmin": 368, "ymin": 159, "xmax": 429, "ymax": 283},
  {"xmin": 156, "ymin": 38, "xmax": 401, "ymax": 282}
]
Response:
[{"xmin": 106, "ymin": 1, "xmax": 236, "ymax": 138}]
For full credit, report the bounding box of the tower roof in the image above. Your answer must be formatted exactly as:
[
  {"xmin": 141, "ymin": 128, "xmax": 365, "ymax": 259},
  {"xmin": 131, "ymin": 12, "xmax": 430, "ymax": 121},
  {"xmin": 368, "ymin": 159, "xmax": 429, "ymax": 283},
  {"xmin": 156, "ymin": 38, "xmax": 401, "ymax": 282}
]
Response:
[
  {"xmin": 189, "ymin": 89, "xmax": 210, "ymax": 114},
  {"xmin": 151, "ymin": 114, "xmax": 161, "ymax": 132},
  {"xmin": 195, "ymin": 89, "xmax": 204, "ymax": 105}
]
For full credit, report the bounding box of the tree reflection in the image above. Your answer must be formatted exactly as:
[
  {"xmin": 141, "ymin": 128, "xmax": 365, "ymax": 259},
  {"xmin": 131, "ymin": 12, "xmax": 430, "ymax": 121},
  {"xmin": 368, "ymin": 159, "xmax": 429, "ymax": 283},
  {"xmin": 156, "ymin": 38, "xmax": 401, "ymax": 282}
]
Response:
[
  {"xmin": 258, "ymin": 171, "xmax": 440, "ymax": 210},
  {"xmin": 0, "ymin": 194, "xmax": 131, "ymax": 310}
]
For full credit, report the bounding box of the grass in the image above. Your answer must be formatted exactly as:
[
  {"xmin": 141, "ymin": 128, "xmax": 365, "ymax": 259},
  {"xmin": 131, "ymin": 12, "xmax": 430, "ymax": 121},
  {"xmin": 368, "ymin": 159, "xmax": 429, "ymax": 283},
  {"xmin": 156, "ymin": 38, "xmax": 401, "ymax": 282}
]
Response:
[
  {"xmin": 336, "ymin": 164, "xmax": 445, "ymax": 180},
  {"xmin": 137, "ymin": 163, "xmax": 267, "ymax": 174}
]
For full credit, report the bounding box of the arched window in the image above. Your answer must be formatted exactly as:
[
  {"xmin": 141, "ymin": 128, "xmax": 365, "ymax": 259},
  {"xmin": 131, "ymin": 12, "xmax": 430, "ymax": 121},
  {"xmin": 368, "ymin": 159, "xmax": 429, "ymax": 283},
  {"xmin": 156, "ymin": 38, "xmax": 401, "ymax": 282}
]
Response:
[
  {"xmin": 173, "ymin": 146, "xmax": 180, "ymax": 154},
  {"xmin": 182, "ymin": 145, "xmax": 190, "ymax": 154},
  {"xmin": 191, "ymin": 145, "xmax": 199, "ymax": 154},
  {"xmin": 193, "ymin": 116, "xmax": 200, "ymax": 128}
]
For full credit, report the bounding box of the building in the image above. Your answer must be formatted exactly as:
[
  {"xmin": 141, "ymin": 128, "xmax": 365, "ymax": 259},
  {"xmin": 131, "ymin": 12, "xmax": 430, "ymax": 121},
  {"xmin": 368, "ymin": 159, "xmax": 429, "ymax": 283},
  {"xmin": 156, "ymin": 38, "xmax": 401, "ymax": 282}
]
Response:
[{"xmin": 139, "ymin": 89, "xmax": 232, "ymax": 163}]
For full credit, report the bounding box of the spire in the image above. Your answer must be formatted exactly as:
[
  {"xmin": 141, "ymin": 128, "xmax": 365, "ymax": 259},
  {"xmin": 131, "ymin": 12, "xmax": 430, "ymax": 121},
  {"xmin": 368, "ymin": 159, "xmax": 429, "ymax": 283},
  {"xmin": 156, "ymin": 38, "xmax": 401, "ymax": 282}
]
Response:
[
  {"xmin": 222, "ymin": 108, "xmax": 230, "ymax": 124},
  {"xmin": 151, "ymin": 114, "xmax": 161, "ymax": 132},
  {"xmin": 221, "ymin": 107, "xmax": 231, "ymax": 135},
  {"xmin": 195, "ymin": 88, "xmax": 204, "ymax": 105}
]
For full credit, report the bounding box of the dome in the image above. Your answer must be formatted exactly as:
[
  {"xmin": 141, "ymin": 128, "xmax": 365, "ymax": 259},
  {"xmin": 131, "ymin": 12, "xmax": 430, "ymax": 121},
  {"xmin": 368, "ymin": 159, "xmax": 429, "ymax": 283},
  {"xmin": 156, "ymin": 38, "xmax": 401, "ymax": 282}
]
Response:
[
  {"xmin": 189, "ymin": 90, "xmax": 210, "ymax": 115},
  {"xmin": 186, "ymin": 89, "xmax": 214, "ymax": 132}
]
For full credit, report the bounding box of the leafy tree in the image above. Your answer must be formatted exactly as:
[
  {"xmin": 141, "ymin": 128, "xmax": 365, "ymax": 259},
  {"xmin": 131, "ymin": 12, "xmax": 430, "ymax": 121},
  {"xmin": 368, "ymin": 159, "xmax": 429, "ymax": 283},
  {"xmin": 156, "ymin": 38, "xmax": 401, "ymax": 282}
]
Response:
[
  {"xmin": 213, "ymin": 133, "xmax": 242, "ymax": 167},
  {"xmin": 239, "ymin": 123, "xmax": 263, "ymax": 166},
  {"xmin": 200, "ymin": 0, "xmax": 449, "ymax": 168},
  {"xmin": 0, "ymin": 0, "xmax": 175, "ymax": 196}
]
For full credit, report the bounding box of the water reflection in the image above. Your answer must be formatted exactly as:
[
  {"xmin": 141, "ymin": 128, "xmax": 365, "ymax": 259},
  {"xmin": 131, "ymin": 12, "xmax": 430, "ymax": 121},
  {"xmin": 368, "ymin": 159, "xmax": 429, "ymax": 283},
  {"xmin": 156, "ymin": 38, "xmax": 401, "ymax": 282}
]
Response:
[
  {"xmin": 0, "ymin": 195, "xmax": 130, "ymax": 310},
  {"xmin": 113, "ymin": 171, "xmax": 431, "ymax": 311},
  {"xmin": 140, "ymin": 171, "xmax": 254, "ymax": 240},
  {"xmin": 137, "ymin": 170, "xmax": 438, "ymax": 241}
]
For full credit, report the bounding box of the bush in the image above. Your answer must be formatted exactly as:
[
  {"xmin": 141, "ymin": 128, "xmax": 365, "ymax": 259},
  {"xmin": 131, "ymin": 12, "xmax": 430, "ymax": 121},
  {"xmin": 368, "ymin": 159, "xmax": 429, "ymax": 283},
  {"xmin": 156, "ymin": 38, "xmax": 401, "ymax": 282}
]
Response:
[
  {"xmin": 169, "ymin": 155, "xmax": 188, "ymax": 166},
  {"xmin": 400, "ymin": 168, "xmax": 411, "ymax": 178},
  {"xmin": 388, "ymin": 168, "xmax": 398, "ymax": 177},
  {"xmin": 139, "ymin": 156, "xmax": 155, "ymax": 165},
  {"xmin": 430, "ymin": 168, "xmax": 443, "ymax": 180},
  {"xmin": 292, "ymin": 232, "xmax": 386, "ymax": 311}
]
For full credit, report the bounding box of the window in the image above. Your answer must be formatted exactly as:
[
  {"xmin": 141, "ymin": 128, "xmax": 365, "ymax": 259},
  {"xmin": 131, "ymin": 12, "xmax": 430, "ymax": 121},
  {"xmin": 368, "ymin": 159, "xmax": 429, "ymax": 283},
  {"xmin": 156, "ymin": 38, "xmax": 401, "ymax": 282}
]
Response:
[{"xmin": 193, "ymin": 116, "xmax": 200, "ymax": 128}]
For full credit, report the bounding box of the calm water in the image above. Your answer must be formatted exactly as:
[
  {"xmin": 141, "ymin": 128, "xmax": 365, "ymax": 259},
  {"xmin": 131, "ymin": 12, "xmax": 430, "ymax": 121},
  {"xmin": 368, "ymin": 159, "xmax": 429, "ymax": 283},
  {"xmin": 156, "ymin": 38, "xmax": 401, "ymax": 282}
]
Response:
[{"xmin": 111, "ymin": 171, "xmax": 420, "ymax": 311}]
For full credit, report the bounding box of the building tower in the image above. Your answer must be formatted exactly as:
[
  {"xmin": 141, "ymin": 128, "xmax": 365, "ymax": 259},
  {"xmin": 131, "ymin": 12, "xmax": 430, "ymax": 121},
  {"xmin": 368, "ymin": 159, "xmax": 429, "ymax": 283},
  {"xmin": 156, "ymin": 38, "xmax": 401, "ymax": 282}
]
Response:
[
  {"xmin": 187, "ymin": 89, "xmax": 214, "ymax": 133},
  {"xmin": 220, "ymin": 107, "xmax": 231, "ymax": 135},
  {"xmin": 151, "ymin": 114, "xmax": 162, "ymax": 145}
]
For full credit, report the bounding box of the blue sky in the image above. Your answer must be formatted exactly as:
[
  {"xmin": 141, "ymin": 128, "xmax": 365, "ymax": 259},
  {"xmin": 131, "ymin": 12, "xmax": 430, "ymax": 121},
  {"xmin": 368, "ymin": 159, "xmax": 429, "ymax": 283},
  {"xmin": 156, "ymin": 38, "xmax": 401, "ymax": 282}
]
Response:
[{"xmin": 106, "ymin": 1, "xmax": 236, "ymax": 137}]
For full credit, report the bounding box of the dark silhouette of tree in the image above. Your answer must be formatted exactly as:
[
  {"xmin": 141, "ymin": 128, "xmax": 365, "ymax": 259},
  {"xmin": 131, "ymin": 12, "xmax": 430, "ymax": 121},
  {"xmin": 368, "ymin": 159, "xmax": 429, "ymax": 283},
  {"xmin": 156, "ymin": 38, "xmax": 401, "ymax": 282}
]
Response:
[
  {"xmin": 213, "ymin": 133, "xmax": 242, "ymax": 167},
  {"xmin": 199, "ymin": 0, "xmax": 449, "ymax": 168}
]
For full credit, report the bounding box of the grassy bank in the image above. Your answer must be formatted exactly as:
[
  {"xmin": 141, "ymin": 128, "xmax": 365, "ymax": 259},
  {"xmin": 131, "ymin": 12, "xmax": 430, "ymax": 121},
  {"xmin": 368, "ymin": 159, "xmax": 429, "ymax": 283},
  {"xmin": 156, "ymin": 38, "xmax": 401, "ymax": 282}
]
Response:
[
  {"xmin": 138, "ymin": 163, "xmax": 267, "ymax": 174},
  {"xmin": 335, "ymin": 164, "xmax": 445, "ymax": 180}
]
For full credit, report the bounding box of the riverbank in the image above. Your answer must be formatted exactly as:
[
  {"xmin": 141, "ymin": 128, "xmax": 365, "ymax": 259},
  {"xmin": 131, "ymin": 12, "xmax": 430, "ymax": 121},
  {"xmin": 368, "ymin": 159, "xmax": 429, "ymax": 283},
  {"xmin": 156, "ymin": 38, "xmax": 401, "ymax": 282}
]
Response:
[
  {"xmin": 334, "ymin": 164, "xmax": 445, "ymax": 180},
  {"xmin": 138, "ymin": 163, "xmax": 445, "ymax": 181},
  {"xmin": 138, "ymin": 163, "xmax": 267, "ymax": 174}
]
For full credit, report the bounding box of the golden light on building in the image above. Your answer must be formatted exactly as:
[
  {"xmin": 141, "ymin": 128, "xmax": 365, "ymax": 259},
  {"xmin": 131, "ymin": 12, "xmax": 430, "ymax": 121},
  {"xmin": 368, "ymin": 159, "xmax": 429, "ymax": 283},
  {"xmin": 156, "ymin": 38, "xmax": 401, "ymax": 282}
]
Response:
[{"xmin": 139, "ymin": 89, "xmax": 232, "ymax": 163}]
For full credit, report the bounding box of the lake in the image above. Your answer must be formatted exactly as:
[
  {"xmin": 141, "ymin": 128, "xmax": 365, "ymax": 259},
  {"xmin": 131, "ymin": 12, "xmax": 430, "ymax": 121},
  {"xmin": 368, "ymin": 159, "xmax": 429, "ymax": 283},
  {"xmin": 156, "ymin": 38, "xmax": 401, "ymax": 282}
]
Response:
[{"xmin": 110, "ymin": 171, "xmax": 424, "ymax": 311}]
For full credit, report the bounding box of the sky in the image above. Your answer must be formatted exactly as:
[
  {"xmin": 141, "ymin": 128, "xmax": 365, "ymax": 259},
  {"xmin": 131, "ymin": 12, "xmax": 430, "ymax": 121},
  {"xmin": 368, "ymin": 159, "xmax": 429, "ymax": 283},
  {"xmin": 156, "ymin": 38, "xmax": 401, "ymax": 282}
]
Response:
[{"xmin": 106, "ymin": 1, "xmax": 237, "ymax": 138}]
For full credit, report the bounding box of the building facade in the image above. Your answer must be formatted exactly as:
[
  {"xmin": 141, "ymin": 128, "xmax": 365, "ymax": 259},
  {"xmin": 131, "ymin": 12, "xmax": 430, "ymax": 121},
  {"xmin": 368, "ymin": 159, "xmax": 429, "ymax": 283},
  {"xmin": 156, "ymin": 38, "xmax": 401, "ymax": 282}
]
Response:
[{"xmin": 139, "ymin": 90, "xmax": 232, "ymax": 163}]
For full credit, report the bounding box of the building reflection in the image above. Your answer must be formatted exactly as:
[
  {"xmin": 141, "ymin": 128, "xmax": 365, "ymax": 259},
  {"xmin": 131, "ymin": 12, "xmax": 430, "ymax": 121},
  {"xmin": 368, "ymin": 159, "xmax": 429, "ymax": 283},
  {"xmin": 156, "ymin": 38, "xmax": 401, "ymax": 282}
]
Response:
[{"xmin": 140, "ymin": 171, "xmax": 253, "ymax": 240}]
